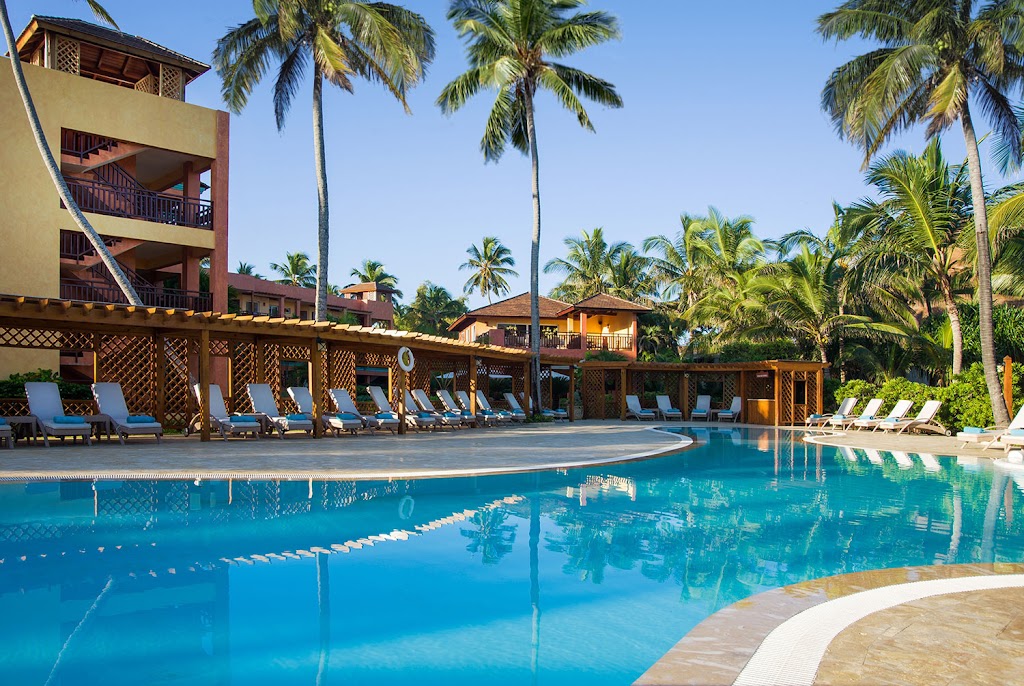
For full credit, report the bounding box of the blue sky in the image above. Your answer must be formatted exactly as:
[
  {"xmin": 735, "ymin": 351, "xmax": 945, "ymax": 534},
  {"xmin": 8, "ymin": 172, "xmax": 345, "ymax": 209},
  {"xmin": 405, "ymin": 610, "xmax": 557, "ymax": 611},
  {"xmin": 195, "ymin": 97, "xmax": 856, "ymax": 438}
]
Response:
[{"xmin": 9, "ymin": 0, "xmax": 1015, "ymax": 307}]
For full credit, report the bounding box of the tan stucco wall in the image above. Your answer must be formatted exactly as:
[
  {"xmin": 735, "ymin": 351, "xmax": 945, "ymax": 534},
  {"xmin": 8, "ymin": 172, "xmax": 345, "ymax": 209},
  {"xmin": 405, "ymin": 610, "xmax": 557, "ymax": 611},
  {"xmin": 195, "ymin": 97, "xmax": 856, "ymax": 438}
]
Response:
[
  {"xmin": 583, "ymin": 312, "xmax": 634, "ymax": 335},
  {"xmin": 0, "ymin": 62, "xmax": 221, "ymax": 302},
  {"xmin": 0, "ymin": 350, "xmax": 59, "ymax": 379}
]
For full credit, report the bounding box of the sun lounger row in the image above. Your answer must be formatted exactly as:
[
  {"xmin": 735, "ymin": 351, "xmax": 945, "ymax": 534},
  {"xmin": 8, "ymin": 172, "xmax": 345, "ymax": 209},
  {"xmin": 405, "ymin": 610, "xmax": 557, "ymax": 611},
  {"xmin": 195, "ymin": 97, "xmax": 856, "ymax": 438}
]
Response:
[
  {"xmin": 806, "ymin": 397, "xmax": 948, "ymax": 435},
  {"xmin": 957, "ymin": 403, "xmax": 1024, "ymax": 451},
  {"xmin": 624, "ymin": 394, "xmax": 742, "ymax": 422}
]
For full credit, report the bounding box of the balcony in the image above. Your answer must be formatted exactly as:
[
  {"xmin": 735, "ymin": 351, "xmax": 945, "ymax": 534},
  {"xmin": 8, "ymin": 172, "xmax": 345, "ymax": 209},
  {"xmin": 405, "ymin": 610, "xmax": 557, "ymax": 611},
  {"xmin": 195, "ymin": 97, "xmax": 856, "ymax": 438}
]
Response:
[
  {"xmin": 502, "ymin": 332, "xmax": 633, "ymax": 352},
  {"xmin": 64, "ymin": 176, "xmax": 213, "ymax": 230},
  {"xmin": 60, "ymin": 279, "xmax": 211, "ymax": 311}
]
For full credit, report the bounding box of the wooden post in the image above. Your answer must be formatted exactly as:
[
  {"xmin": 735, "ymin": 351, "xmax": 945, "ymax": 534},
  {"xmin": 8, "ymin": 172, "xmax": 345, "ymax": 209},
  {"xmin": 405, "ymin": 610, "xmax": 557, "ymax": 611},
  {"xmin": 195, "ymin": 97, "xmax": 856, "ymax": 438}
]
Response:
[
  {"xmin": 310, "ymin": 339, "xmax": 324, "ymax": 438},
  {"xmin": 681, "ymin": 373, "xmax": 689, "ymax": 420},
  {"xmin": 255, "ymin": 338, "xmax": 266, "ymax": 383},
  {"xmin": 773, "ymin": 368, "xmax": 782, "ymax": 427},
  {"xmin": 619, "ymin": 367, "xmax": 627, "ymax": 420},
  {"xmin": 547, "ymin": 366, "xmax": 554, "ymax": 413},
  {"xmin": 568, "ymin": 366, "xmax": 576, "ymax": 422},
  {"xmin": 468, "ymin": 356, "xmax": 478, "ymax": 414},
  {"xmin": 816, "ymin": 367, "xmax": 825, "ymax": 416},
  {"xmin": 154, "ymin": 334, "xmax": 165, "ymax": 426},
  {"xmin": 1005, "ymin": 357, "xmax": 1014, "ymax": 414},
  {"xmin": 199, "ymin": 329, "xmax": 211, "ymax": 442},
  {"xmin": 739, "ymin": 370, "xmax": 747, "ymax": 424},
  {"xmin": 522, "ymin": 361, "xmax": 532, "ymax": 415},
  {"xmin": 92, "ymin": 332, "xmax": 101, "ymax": 383},
  {"xmin": 396, "ymin": 367, "xmax": 407, "ymax": 435}
]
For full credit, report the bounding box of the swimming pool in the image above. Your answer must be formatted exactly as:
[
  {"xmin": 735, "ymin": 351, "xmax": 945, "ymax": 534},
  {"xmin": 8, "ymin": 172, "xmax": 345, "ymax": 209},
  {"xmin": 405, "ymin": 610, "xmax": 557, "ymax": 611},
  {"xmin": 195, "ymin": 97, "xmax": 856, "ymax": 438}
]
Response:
[{"xmin": 2, "ymin": 427, "xmax": 1023, "ymax": 685}]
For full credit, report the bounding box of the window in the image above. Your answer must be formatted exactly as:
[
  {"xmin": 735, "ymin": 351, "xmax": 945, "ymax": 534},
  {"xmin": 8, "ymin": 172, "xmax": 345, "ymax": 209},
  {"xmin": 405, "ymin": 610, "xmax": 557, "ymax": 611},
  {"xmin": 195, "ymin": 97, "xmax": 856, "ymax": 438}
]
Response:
[
  {"xmin": 794, "ymin": 380, "xmax": 807, "ymax": 405},
  {"xmin": 269, "ymin": 305, "xmax": 280, "ymax": 317}
]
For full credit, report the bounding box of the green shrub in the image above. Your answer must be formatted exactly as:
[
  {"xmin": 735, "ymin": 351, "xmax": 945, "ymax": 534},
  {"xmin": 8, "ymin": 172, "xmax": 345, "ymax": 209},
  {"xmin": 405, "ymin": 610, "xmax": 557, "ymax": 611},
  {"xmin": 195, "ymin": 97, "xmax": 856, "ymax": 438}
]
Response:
[
  {"xmin": 0, "ymin": 369, "xmax": 92, "ymax": 400},
  {"xmin": 832, "ymin": 379, "xmax": 880, "ymax": 414},
  {"xmin": 716, "ymin": 339, "xmax": 802, "ymax": 363},
  {"xmin": 585, "ymin": 350, "xmax": 628, "ymax": 362}
]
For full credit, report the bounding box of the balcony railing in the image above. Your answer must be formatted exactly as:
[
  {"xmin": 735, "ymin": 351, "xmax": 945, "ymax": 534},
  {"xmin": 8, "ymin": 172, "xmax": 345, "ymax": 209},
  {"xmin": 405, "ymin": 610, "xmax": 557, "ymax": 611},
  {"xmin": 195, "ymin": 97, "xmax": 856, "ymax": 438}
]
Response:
[
  {"xmin": 503, "ymin": 332, "xmax": 633, "ymax": 352},
  {"xmin": 60, "ymin": 279, "xmax": 211, "ymax": 311},
  {"xmin": 63, "ymin": 176, "xmax": 213, "ymax": 230}
]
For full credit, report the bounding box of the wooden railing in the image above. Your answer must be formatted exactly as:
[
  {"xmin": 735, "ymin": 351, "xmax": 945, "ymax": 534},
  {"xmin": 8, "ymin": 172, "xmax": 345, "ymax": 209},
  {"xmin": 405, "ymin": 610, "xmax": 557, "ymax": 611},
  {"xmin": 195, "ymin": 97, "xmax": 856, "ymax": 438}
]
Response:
[
  {"xmin": 503, "ymin": 332, "xmax": 633, "ymax": 352},
  {"xmin": 60, "ymin": 278, "xmax": 211, "ymax": 311},
  {"xmin": 59, "ymin": 230, "xmax": 122, "ymax": 261},
  {"xmin": 60, "ymin": 130, "xmax": 119, "ymax": 163},
  {"xmin": 63, "ymin": 176, "xmax": 214, "ymax": 229}
]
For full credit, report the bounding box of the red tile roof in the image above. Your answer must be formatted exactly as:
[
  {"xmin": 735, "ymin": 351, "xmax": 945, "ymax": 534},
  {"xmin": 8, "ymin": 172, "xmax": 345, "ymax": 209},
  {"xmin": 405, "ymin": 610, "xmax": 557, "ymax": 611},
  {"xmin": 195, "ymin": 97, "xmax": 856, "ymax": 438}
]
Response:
[
  {"xmin": 448, "ymin": 293, "xmax": 570, "ymax": 332},
  {"xmin": 556, "ymin": 293, "xmax": 652, "ymax": 316}
]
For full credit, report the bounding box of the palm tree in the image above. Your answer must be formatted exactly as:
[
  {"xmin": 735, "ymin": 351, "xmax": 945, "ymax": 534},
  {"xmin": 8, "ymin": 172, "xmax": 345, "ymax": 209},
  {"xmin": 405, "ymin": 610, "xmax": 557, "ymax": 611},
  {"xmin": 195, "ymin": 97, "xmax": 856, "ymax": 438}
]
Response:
[
  {"xmin": 698, "ymin": 207, "xmax": 764, "ymax": 280},
  {"xmin": 214, "ymin": 1, "xmax": 435, "ymax": 321},
  {"xmin": 236, "ymin": 261, "xmax": 265, "ymax": 279},
  {"xmin": 270, "ymin": 251, "xmax": 316, "ymax": 288},
  {"xmin": 817, "ymin": 0, "xmax": 1024, "ymax": 423},
  {"xmin": 607, "ymin": 248, "xmax": 656, "ymax": 303},
  {"xmin": 856, "ymin": 140, "xmax": 973, "ymax": 374},
  {"xmin": 460, "ymin": 237, "xmax": 519, "ymax": 304},
  {"xmin": 544, "ymin": 228, "xmax": 629, "ymax": 302},
  {"xmin": 397, "ymin": 281, "xmax": 468, "ymax": 336},
  {"xmin": 438, "ymin": 0, "xmax": 623, "ymax": 407},
  {"xmin": 349, "ymin": 259, "xmax": 402, "ymax": 298},
  {"xmin": 642, "ymin": 214, "xmax": 714, "ymax": 309},
  {"xmin": 0, "ymin": 0, "xmax": 141, "ymax": 305}
]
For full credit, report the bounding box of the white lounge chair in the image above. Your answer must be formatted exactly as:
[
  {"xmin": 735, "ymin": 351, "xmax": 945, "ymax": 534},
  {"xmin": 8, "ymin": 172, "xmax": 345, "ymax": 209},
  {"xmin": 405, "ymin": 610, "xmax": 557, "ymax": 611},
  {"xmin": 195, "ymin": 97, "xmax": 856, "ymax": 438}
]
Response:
[
  {"xmin": 690, "ymin": 395, "xmax": 711, "ymax": 421},
  {"xmin": 655, "ymin": 395, "xmax": 682, "ymax": 421},
  {"xmin": 998, "ymin": 431, "xmax": 1024, "ymax": 451},
  {"xmin": 853, "ymin": 400, "xmax": 913, "ymax": 431},
  {"xmin": 476, "ymin": 390, "xmax": 520, "ymax": 423},
  {"xmin": 0, "ymin": 418, "xmax": 13, "ymax": 449},
  {"xmin": 806, "ymin": 397, "xmax": 857, "ymax": 427},
  {"xmin": 191, "ymin": 383, "xmax": 261, "ymax": 439},
  {"xmin": 502, "ymin": 392, "xmax": 531, "ymax": 420},
  {"xmin": 834, "ymin": 398, "xmax": 884, "ymax": 429},
  {"xmin": 248, "ymin": 384, "xmax": 314, "ymax": 438},
  {"xmin": 92, "ymin": 382, "xmax": 163, "ymax": 444},
  {"xmin": 286, "ymin": 386, "xmax": 362, "ymax": 435},
  {"xmin": 437, "ymin": 389, "xmax": 481, "ymax": 426},
  {"xmin": 879, "ymin": 400, "xmax": 947, "ymax": 435},
  {"xmin": 330, "ymin": 388, "xmax": 399, "ymax": 433},
  {"xmin": 717, "ymin": 396, "xmax": 742, "ymax": 423},
  {"xmin": 26, "ymin": 382, "xmax": 93, "ymax": 446},
  {"xmin": 367, "ymin": 386, "xmax": 435, "ymax": 431},
  {"xmin": 522, "ymin": 392, "xmax": 568, "ymax": 421},
  {"xmin": 412, "ymin": 389, "xmax": 465, "ymax": 427},
  {"xmin": 459, "ymin": 390, "xmax": 510, "ymax": 424},
  {"xmin": 625, "ymin": 395, "xmax": 656, "ymax": 421},
  {"xmin": 957, "ymin": 404, "xmax": 1024, "ymax": 450}
]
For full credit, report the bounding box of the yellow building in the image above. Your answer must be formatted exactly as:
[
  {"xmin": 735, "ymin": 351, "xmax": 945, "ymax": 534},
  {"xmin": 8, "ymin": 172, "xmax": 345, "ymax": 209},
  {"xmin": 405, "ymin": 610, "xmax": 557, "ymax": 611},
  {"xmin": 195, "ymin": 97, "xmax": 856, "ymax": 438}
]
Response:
[
  {"xmin": 448, "ymin": 292, "xmax": 651, "ymax": 360},
  {"xmin": 0, "ymin": 16, "xmax": 229, "ymax": 378}
]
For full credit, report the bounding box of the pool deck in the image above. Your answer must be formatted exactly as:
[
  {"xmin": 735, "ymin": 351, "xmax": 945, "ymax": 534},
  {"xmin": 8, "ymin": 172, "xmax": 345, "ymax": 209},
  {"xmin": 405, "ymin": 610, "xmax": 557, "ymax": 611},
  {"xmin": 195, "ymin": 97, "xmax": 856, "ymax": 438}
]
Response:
[{"xmin": 0, "ymin": 420, "xmax": 689, "ymax": 481}]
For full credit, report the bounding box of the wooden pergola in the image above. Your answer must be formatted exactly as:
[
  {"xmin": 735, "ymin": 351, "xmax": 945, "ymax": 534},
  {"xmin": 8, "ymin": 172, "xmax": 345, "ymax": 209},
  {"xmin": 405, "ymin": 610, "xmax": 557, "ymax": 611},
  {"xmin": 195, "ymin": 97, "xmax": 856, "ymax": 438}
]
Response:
[
  {"xmin": 0, "ymin": 295, "xmax": 570, "ymax": 441},
  {"xmin": 579, "ymin": 360, "xmax": 829, "ymax": 425}
]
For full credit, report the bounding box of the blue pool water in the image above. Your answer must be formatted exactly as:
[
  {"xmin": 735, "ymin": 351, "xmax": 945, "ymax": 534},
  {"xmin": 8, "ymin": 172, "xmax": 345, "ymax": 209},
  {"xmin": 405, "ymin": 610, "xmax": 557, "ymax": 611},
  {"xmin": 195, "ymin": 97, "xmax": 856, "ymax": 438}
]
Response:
[{"xmin": 2, "ymin": 428, "xmax": 1024, "ymax": 685}]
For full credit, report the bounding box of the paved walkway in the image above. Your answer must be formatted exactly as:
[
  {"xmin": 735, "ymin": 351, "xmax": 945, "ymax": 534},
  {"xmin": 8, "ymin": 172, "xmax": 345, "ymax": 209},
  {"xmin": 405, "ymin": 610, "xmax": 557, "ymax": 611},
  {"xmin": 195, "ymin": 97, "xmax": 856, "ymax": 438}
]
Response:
[{"xmin": 0, "ymin": 420, "xmax": 688, "ymax": 481}]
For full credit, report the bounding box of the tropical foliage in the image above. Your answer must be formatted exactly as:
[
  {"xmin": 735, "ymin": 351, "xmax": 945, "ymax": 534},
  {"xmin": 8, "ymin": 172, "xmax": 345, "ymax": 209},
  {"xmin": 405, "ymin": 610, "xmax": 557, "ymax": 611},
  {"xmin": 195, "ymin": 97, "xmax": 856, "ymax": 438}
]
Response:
[
  {"xmin": 349, "ymin": 259, "xmax": 402, "ymax": 298},
  {"xmin": 395, "ymin": 282, "xmax": 468, "ymax": 336},
  {"xmin": 460, "ymin": 237, "xmax": 518, "ymax": 303},
  {"xmin": 236, "ymin": 261, "xmax": 265, "ymax": 279},
  {"xmin": 270, "ymin": 251, "xmax": 316, "ymax": 288}
]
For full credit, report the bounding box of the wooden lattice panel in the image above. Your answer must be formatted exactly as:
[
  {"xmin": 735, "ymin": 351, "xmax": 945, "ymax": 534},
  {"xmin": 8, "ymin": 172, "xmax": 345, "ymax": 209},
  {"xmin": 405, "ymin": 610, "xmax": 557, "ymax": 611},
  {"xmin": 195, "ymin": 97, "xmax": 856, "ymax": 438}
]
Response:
[
  {"xmin": 161, "ymin": 336, "xmax": 193, "ymax": 430},
  {"xmin": 279, "ymin": 344, "xmax": 309, "ymax": 361},
  {"xmin": 748, "ymin": 373, "xmax": 773, "ymax": 400},
  {"xmin": 62, "ymin": 331, "xmax": 93, "ymax": 351},
  {"xmin": 159, "ymin": 65, "xmax": 183, "ymax": 100},
  {"xmin": 476, "ymin": 359, "xmax": 491, "ymax": 400},
  {"xmin": 723, "ymin": 373, "xmax": 738, "ymax": 403},
  {"xmin": 98, "ymin": 335, "xmax": 155, "ymax": 415},
  {"xmin": 779, "ymin": 370, "xmax": 794, "ymax": 425},
  {"xmin": 210, "ymin": 339, "xmax": 230, "ymax": 357},
  {"xmin": 805, "ymin": 371, "xmax": 818, "ymax": 416},
  {"xmin": 54, "ymin": 37, "xmax": 80, "ymax": 75},
  {"xmin": 582, "ymin": 368, "xmax": 606, "ymax": 419},
  {"xmin": 0, "ymin": 327, "xmax": 61, "ymax": 349},
  {"xmin": 135, "ymin": 73, "xmax": 157, "ymax": 94},
  {"xmin": 328, "ymin": 348, "xmax": 356, "ymax": 392},
  {"xmin": 263, "ymin": 343, "xmax": 282, "ymax": 396},
  {"xmin": 540, "ymin": 366, "xmax": 552, "ymax": 409}
]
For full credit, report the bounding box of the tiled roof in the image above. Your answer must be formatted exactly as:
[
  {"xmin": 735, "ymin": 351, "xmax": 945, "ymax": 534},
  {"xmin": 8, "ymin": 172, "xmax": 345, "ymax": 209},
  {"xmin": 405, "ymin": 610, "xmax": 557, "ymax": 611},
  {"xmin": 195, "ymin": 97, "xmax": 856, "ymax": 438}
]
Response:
[
  {"xmin": 30, "ymin": 16, "xmax": 209, "ymax": 74},
  {"xmin": 339, "ymin": 282, "xmax": 397, "ymax": 294},
  {"xmin": 448, "ymin": 293, "xmax": 571, "ymax": 332},
  {"xmin": 557, "ymin": 293, "xmax": 652, "ymax": 315}
]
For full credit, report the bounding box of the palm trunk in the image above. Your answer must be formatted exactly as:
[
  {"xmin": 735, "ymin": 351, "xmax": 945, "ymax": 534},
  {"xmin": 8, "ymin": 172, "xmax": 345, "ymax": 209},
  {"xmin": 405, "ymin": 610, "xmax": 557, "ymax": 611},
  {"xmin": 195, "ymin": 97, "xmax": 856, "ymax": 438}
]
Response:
[
  {"xmin": 0, "ymin": 0, "xmax": 141, "ymax": 306},
  {"xmin": 312, "ymin": 68, "xmax": 330, "ymax": 321},
  {"xmin": 524, "ymin": 87, "xmax": 543, "ymax": 411},
  {"xmin": 961, "ymin": 105, "xmax": 1010, "ymax": 424},
  {"xmin": 941, "ymin": 281, "xmax": 963, "ymax": 376}
]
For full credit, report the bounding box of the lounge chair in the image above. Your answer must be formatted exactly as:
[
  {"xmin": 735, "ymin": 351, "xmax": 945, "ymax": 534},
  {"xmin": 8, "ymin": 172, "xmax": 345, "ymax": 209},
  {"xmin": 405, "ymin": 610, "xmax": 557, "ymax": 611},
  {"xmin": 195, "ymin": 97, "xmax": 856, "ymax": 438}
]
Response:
[
  {"xmin": 879, "ymin": 400, "xmax": 947, "ymax": 435},
  {"xmin": 476, "ymin": 390, "xmax": 520, "ymax": 423},
  {"xmin": 520, "ymin": 392, "xmax": 569, "ymax": 421},
  {"xmin": 957, "ymin": 404, "xmax": 1024, "ymax": 450},
  {"xmin": 998, "ymin": 430, "xmax": 1024, "ymax": 452},
  {"xmin": 25, "ymin": 381, "xmax": 93, "ymax": 446},
  {"xmin": 806, "ymin": 397, "xmax": 857, "ymax": 427},
  {"xmin": 330, "ymin": 388, "xmax": 399, "ymax": 433},
  {"xmin": 852, "ymin": 399, "xmax": 912, "ymax": 431},
  {"xmin": 834, "ymin": 398, "xmax": 884, "ymax": 429},
  {"xmin": 367, "ymin": 386, "xmax": 436, "ymax": 431},
  {"xmin": 191, "ymin": 383, "xmax": 261, "ymax": 439},
  {"xmin": 412, "ymin": 389, "xmax": 465, "ymax": 427},
  {"xmin": 0, "ymin": 417, "xmax": 13, "ymax": 449},
  {"xmin": 625, "ymin": 395, "xmax": 656, "ymax": 421},
  {"xmin": 690, "ymin": 395, "xmax": 711, "ymax": 421},
  {"xmin": 502, "ymin": 392, "xmax": 531, "ymax": 420},
  {"xmin": 655, "ymin": 395, "xmax": 682, "ymax": 421},
  {"xmin": 717, "ymin": 396, "xmax": 742, "ymax": 423},
  {"xmin": 459, "ymin": 390, "xmax": 510, "ymax": 424},
  {"xmin": 437, "ymin": 389, "xmax": 481, "ymax": 426},
  {"xmin": 248, "ymin": 384, "xmax": 314, "ymax": 438},
  {"xmin": 92, "ymin": 382, "xmax": 163, "ymax": 444},
  {"xmin": 286, "ymin": 386, "xmax": 362, "ymax": 435}
]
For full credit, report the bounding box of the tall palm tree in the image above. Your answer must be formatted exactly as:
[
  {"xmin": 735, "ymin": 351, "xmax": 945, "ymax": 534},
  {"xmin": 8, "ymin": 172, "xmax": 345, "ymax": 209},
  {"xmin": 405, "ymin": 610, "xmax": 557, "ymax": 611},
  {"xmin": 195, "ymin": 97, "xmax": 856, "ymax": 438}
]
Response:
[
  {"xmin": 236, "ymin": 261, "xmax": 265, "ymax": 279},
  {"xmin": 857, "ymin": 140, "xmax": 973, "ymax": 374},
  {"xmin": 214, "ymin": 0, "xmax": 435, "ymax": 321},
  {"xmin": 460, "ymin": 236, "xmax": 519, "ymax": 304},
  {"xmin": 607, "ymin": 249, "xmax": 655, "ymax": 303},
  {"xmin": 398, "ymin": 281, "xmax": 468, "ymax": 336},
  {"xmin": 817, "ymin": 0, "xmax": 1024, "ymax": 423},
  {"xmin": 544, "ymin": 228, "xmax": 629, "ymax": 302},
  {"xmin": 270, "ymin": 251, "xmax": 317, "ymax": 287},
  {"xmin": 642, "ymin": 214, "xmax": 714, "ymax": 309},
  {"xmin": 349, "ymin": 259, "xmax": 402, "ymax": 298},
  {"xmin": 0, "ymin": 0, "xmax": 141, "ymax": 305},
  {"xmin": 438, "ymin": 0, "xmax": 623, "ymax": 407},
  {"xmin": 698, "ymin": 207, "xmax": 763, "ymax": 280}
]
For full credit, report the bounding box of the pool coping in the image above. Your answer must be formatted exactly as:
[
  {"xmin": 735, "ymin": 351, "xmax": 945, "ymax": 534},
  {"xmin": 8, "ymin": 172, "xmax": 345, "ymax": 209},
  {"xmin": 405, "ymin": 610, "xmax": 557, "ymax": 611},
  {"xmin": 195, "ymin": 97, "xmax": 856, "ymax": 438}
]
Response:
[{"xmin": 634, "ymin": 563, "xmax": 1024, "ymax": 686}]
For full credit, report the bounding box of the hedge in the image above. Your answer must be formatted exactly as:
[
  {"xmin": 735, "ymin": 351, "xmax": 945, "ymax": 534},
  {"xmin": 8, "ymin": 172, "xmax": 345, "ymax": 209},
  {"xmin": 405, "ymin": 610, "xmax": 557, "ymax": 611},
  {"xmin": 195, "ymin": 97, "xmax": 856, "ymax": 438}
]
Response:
[{"xmin": 0, "ymin": 369, "xmax": 92, "ymax": 400}]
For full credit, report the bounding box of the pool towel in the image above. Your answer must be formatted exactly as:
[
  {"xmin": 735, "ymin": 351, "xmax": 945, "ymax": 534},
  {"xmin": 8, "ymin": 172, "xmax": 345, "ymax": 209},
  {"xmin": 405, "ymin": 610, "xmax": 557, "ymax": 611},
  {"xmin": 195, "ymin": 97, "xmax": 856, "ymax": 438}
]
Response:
[
  {"xmin": 1010, "ymin": 429, "xmax": 1024, "ymax": 437},
  {"xmin": 127, "ymin": 415, "xmax": 156, "ymax": 424},
  {"xmin": 52, "ymin": 416, "xmax": 86, "ymax": 424},
  {"xmin": 285, "ymin": 413, "xmax": 308, "ymax": 421},
  {"xmin": 962, "ymin": 427, "xmax": 986, "ymax": 434},
  {"xmin": 336, "ymin": 413, "xmax": 359, "ymax": 420}
]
